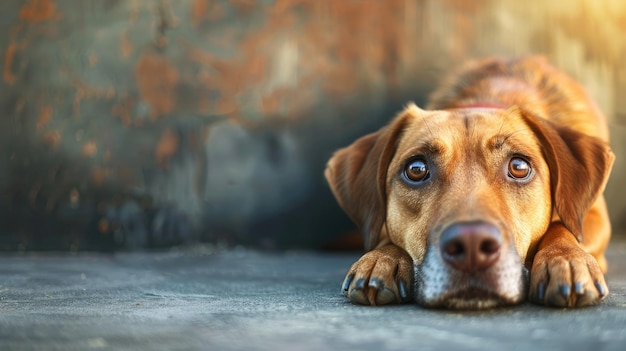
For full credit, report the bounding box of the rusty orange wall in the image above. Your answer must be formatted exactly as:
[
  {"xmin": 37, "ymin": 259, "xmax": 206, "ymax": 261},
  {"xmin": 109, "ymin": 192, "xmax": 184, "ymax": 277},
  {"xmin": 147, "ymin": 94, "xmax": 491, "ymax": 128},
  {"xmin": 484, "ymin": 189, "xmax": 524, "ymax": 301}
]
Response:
[{"xmin": 1, "ymin": 0, "xmax": 625, "ymax": 250}]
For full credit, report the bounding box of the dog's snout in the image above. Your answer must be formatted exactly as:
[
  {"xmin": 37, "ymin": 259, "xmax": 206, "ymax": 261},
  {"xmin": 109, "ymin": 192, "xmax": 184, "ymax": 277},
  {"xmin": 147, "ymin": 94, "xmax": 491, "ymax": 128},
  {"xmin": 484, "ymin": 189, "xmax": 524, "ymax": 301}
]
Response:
[{"xmin": 440, "ymin": 221, "xmax": 502, "ymax": 272}]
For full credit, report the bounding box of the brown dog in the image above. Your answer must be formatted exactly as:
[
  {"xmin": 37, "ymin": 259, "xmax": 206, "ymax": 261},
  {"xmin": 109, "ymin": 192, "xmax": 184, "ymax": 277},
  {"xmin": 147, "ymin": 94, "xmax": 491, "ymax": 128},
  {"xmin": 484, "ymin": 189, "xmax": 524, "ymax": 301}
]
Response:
[{"xmin": 325, "ymin": 56, "xmax": 614, "ymax": 309}]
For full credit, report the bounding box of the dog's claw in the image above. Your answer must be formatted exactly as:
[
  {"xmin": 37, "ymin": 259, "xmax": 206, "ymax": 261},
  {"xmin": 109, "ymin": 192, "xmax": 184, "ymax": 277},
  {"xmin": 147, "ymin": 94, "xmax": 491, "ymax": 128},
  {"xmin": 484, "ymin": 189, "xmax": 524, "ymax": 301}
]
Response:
[
  {"xmin": 574, "ymin": 282, "xmax": 584, "ymax": 295},
  {"xmin": 368, "ymin": 278, "xmax": 396, "ymax": 305},
  {"xmin": 398, "ymin": 280, "xmax": 408, "ymax": 300},
  {"xmin": 368, "ymin": 278, "xmax": 381, "ymax": 289},
  {"xmin": 559, "ymin": 284, "xmax": 571, "ymax": 298},
  {"xmin": 355, "ymin": 278, "xmax": 366, "ymax": 290},
  {"xmin": 342, "ymin": 274, "xmax": 354, "ymax": 294},
  {"xmin": 537, "ymin": 282, "xmax": 545, "ymax": 301},
  {"xmin": 595, "ymin": 281, "xmax": 606, "ymax": 297}
]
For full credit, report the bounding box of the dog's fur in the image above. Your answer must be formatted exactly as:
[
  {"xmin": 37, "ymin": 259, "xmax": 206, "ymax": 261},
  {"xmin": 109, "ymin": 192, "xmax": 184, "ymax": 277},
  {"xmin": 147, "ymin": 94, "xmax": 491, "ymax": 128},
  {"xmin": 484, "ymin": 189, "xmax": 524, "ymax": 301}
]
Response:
[{"xmin": 325, "ymin": 56, "xmax": 614, "ymax": 309}]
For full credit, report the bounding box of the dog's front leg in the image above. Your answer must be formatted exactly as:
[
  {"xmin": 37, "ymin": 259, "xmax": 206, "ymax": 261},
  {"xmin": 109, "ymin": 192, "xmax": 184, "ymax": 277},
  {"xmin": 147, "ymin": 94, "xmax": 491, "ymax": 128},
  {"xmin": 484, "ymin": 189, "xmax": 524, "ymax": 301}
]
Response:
[
  {"xmin": 342, "ymin": 244, "xmax": 414, "ymax": 305},
  {"xmin": 529, "ymin": 222, "xmax": 608, "ymax": 307}
]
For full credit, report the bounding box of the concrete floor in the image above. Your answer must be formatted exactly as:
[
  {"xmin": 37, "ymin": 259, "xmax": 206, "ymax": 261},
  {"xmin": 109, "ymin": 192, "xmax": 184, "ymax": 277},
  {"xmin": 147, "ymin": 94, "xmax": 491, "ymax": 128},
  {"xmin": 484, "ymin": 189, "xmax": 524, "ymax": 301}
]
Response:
[{"xmin": 1, "ymin": 238, "xmax": 626, "ymax": 351}]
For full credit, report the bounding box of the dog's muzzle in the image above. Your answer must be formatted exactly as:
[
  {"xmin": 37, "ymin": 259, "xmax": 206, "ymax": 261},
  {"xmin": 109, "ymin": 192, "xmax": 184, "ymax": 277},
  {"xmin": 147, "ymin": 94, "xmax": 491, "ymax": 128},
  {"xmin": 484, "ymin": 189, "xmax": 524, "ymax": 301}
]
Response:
[{"xmin": 414, "ymin": 221, "xmax": 527, "ymax": 309}]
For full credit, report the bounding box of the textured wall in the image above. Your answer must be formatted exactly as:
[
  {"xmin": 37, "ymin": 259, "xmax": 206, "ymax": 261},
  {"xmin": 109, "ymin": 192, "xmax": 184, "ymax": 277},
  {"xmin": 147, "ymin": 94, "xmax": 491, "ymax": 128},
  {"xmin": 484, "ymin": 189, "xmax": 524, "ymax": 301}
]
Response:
[{"xmin": 1, "ymin": 0, "xmax": 625, "ymax": 250}]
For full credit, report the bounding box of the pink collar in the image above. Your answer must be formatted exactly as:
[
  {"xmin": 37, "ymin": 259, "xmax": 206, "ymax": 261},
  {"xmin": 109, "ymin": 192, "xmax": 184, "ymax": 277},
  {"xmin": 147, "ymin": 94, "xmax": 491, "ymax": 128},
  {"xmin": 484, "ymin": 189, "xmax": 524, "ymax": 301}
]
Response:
[{"xmin": 454, "ymin": 102, "xmax": 508, "ymax": 109}]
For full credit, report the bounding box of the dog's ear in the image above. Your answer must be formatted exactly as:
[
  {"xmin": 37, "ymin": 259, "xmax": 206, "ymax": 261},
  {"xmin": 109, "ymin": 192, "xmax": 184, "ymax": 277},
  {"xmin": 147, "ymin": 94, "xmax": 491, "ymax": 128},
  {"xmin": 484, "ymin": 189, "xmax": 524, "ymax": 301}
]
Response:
[
  {"xmin": 519, "ymin": 107, "xmax": 615, "ymax": 242},
  {"xmin": 325, "ymin": 104, "xmax": 419, "ymax": 250}
]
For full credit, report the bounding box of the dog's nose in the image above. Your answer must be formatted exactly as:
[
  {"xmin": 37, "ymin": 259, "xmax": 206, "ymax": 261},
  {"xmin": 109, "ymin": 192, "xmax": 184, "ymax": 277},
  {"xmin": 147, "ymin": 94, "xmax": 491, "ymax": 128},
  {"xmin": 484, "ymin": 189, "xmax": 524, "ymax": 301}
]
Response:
[{"xmin": 439, "ymin": 221, "xmax": 502, "ymax": 272}]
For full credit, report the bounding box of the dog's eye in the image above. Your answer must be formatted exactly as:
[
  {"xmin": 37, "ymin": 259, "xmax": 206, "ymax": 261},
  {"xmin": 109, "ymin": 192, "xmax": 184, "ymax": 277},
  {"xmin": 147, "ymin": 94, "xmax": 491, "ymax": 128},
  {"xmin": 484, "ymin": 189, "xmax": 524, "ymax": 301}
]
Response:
[
  {"xmin": 508, "ymin": 157, "xmax": 531, "ymax": 180},
  {"xmin": 404, "ymin": 158, "xmax": 430, "ymax": 182}
]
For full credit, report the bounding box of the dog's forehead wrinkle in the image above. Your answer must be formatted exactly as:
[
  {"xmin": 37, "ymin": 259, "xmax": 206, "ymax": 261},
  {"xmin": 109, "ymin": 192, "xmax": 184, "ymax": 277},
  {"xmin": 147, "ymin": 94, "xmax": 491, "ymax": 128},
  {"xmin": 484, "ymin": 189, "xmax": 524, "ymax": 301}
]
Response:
[
  {"xmin": 400, "ymin": 140, "xmax": 445, "ymax": 160},
  {"xmin": 413, "ymin": 112, "xmax": 521, "ymax": 155},
  {"xmin": 490, "ymin": 132, "xmax": 518, "ymax": 150}
]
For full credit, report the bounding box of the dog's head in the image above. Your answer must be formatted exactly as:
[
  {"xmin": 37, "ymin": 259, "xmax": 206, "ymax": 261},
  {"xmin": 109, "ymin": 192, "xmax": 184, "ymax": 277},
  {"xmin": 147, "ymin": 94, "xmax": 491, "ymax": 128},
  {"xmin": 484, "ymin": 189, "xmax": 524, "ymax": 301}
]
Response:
[{"xmin": 325, "ymin": 104, "xmax": 614, "ymax": 309}]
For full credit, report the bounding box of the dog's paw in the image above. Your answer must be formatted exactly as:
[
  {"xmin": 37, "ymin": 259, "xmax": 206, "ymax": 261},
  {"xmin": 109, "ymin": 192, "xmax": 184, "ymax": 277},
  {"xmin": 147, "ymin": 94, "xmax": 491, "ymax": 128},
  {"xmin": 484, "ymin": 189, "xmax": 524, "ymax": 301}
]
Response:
[
  {"xmin": 529, "ymin": 245, "xmax": 608, "ymax": 307},
  {"xmin": 342, "ymin": 245, "xmax": 414, "ymax": 305}
]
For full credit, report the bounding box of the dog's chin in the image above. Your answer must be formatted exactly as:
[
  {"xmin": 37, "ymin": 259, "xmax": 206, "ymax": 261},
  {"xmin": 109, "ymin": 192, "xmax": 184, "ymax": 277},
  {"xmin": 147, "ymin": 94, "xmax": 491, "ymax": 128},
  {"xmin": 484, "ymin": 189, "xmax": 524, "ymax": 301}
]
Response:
[
  {"xmin": 419, "ymin": 287, "xmax": 524, "ymax": 310},
  {"xmin": 415, "ymin": 272, "xmax": 528, "ymax": 310}
]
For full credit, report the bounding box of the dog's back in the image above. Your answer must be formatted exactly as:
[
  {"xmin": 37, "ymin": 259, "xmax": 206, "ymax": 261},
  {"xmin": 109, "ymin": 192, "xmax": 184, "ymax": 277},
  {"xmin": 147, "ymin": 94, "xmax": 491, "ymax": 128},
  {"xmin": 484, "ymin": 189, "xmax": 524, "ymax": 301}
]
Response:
[{"xmin": 426, "ymin": 56, "xmax": 609, "ymax": 141}]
